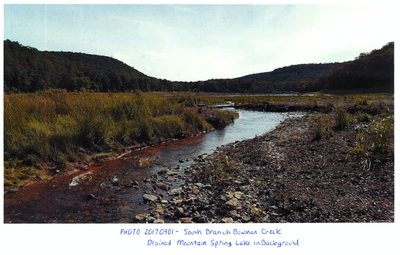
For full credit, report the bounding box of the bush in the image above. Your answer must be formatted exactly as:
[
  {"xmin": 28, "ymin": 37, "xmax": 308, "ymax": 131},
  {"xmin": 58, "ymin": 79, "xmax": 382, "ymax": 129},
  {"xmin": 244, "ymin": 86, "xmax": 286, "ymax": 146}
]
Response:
[
  {"xmin": 354, "ymin": 97, "xmax": 368, "ymax": 106},
  {"xmin": 369, "ymin": 117, "xmax": 394, "ymax": 153},
  {"xmin": 347, "ymin": 116, "xmax": 394, "ymax": 170},
  {"xmin": 356, "ymin": 113, "xmax": 372, "ymax": 123},
  {"xmin": 334, "ymin": 107, "xmax": 353, "ymax": 130},
  {"xmin": 313, "ymin": 115, "xmax": 334, "ymax": 140}
]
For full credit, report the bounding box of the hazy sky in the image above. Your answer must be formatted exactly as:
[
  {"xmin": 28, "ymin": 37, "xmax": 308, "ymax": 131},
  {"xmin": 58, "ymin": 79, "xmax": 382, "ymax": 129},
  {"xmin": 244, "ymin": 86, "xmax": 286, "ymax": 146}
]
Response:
[{"xmin": 3, "ymin": 4, "xmax": 396, "ymax": 81}]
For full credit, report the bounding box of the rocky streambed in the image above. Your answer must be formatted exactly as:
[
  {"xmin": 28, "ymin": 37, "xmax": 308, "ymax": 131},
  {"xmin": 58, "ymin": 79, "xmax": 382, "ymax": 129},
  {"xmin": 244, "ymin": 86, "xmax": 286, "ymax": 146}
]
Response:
[{"xmin": 134, "ymin": 114, "xmax": 394, "ymax": 223}]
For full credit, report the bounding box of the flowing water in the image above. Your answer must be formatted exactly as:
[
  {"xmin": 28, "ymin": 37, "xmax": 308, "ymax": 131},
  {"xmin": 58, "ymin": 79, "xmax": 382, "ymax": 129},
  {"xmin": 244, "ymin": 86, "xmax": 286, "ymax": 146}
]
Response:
[{"xmin": 4, "ymin": 109, "xmax": 301, "ymax": 223}]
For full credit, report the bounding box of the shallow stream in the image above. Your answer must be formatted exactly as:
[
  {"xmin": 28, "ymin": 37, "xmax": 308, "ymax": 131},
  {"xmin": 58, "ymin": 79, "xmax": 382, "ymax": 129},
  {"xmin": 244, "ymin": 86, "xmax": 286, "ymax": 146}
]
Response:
[{"xmin": 4, "ymin": 109, "xmax": 301, "ymax": 223}]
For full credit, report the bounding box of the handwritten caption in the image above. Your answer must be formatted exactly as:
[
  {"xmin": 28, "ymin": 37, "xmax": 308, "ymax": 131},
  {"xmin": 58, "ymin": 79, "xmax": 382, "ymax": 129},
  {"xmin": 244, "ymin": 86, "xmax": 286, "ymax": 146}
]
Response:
[{"xmin": 120, "ymin": 228, "xmax": 299, "ymax": 248}]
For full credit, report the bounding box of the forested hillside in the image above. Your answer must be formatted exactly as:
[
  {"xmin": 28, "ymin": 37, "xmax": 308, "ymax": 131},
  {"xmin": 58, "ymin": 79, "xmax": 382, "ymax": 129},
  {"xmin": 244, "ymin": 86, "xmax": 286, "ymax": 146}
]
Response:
[
  {"xmin": 240, "ymin": 63, "xmax": 343, "ymax": 82},
  {"xmin": 3, "ymin": 40, "xmax": 169, "ymax": 93},
  {"xmin": 3, "ymin": 40, "xmax": 394, "ymax": 94},
  {"xmin": 304, "ymin": 42, "xmax": 394, "ymax": 92}
]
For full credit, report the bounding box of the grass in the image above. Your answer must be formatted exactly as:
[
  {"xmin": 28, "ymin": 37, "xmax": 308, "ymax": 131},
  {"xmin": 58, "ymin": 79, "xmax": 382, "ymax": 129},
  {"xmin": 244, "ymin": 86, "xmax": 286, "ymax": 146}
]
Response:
[
  {"xmin": 334, "ymin": 107, "xmax": 354, "ymax": 130},
  {"xmin": 4, "ymin": 161, "xmax": 50, "ymax": 192},
  {"xmin": 347, "ymin": 116, "xmax": 393, "ymax": 170},
  {"xmin": 313, "ymin": 115, "xmax": 334, "ymax": 140},
  {"xmin": 4, "ymin": 91, "xmax": 393, "ymax": 191},
  {"xmin": 4, "ymin": 90, "xmax": 240, "ymax": 191}
]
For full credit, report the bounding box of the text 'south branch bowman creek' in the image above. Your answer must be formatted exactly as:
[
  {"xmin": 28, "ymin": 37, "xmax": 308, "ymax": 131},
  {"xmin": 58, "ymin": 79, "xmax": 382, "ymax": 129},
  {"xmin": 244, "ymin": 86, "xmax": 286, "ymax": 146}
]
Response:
[{"xmin": 120, "ymin": 228, "xmax": 300, "ymax": 248}]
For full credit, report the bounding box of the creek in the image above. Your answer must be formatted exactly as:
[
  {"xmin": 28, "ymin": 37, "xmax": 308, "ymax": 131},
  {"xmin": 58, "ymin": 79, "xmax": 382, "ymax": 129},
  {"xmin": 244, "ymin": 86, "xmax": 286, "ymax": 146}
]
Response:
[{"xmin": 4, "ymin": 109, "xmax": 301, "ymax": 223}]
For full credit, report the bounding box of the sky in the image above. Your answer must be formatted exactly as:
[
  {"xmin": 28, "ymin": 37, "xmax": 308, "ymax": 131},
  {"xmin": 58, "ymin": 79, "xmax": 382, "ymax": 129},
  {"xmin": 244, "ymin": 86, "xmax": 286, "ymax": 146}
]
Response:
[{"xmin": 3, "ymin": 3, "xmax": 396, "ymax": 82}]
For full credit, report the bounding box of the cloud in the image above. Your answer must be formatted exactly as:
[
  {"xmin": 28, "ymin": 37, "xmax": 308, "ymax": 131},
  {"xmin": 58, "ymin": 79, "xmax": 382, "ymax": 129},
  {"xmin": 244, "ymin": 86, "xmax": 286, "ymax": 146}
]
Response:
[
  {"xmin": 142, "ymin": 50, "xmax": 168, "ymax": 61},
  {"xmin": 170, "ymin": 6, "xmax": 196, "ymax": 14},
  {"xmin": 112, "ymin": 52, "xmax": 131, "ymax": 64}
]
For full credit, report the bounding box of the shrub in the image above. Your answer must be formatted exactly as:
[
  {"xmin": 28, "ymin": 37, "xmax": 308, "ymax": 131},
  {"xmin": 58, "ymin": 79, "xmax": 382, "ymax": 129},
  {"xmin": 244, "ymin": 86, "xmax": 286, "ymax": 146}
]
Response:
[
  {"xmin": 313, "ymin": 115, "xmax": 334, "ymax": 140},
  {"xmin": 356, "ymin": 113, "xmax": 372, "ymax": 123},
  {"xmin": 354, "ymin": 97, "xmax": 368, "ymax": 106},
  {"xmin": 347, "ymin": 117, "xmax": 394, "ymax": 170},
  {"xmin": 334, "ymin": 107, "xmax": 353, "ymax": 130},
  {"xmin": 369, "ymin": 117, "xmax": 394, "ymax": 153}
]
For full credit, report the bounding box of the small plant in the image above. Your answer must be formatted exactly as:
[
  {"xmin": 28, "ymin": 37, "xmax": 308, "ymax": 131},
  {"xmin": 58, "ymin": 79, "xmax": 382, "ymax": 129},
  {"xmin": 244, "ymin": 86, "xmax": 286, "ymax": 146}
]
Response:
[
  {"xmin": 313, "ymin": 115, "xmax": 334, "ymax": 140},
  {"xmin": 369, "ymin": 117, "xmax": 394, "ymax": 153},
  {"xmin": 347, "ymin": 116, "xmax": 394, "ymax": 170},
  {"xmin": 356, "ymin": 113, "xmax": 372, "ymax": 123},
  {"xmin": 346, "ymin": 132, "xmax": 371, "ymax": 170},
  {"xmin": 334, "ymin": 107, "xmax": 353, "ymax": 130},
  {"xmin": 354, "ymin": 97, "xmax": 368, "ymax": 106}
]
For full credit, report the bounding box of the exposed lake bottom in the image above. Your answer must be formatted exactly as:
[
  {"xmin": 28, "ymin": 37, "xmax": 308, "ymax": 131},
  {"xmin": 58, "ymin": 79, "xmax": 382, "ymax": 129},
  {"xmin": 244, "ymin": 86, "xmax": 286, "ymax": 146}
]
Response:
[{"xmin": 4, "ymin": 109, "xmax": 301, "ymax": 223}]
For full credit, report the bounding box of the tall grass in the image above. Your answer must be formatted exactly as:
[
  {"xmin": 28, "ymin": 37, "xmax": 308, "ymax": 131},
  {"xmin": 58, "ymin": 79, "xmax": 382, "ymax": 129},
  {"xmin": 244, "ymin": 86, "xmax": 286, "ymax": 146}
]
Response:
[
  {"xmin": 334, "ymin": 107, "xmax": 353, "ymax": 130},
  {"xmin": 347, "ymin": 116, "xmax": 394, "ymax": 170},
  {"xmin": 4, "ymin": 90, "xmax": 234, "ymax": 166}
]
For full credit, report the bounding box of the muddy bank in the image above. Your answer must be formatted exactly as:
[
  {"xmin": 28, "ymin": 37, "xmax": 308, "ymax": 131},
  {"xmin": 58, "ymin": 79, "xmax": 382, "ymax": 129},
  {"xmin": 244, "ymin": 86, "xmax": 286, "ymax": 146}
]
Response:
[
  {"xmin": 235, "ymin": 102, "xmax": 332, "ymax": 113},
  {"xmin": 135, "ymin": 112, "xmax": 394, "ymax": 223}
]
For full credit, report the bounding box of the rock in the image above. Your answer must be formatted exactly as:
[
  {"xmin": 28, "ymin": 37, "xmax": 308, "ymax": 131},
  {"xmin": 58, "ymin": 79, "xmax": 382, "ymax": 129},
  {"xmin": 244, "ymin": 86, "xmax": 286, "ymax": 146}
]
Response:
[
  {"xmin": 193, "ymin": 189, "xmax": 200, "ymax": 195},
  {"xmin": 180, "ymin": 217, "xmax": 192, "ymax": 223},
  {"xmin": 221, "ymin": 217, "xmax": 234, "ymax": 223},
  {"xmin": 241, "ymin": 215, "xmax": 251, "ymax": 222},
  {"xmin": 168, "ymin": 188, "xmax": 183, "ymax": 196},
  {"xmin": 134, "ymin": 213, "xmax": 147, "ymax": 222},
  {"xmin": 153, "ymin": 219, "xmax": 164, "ymax": 223},
  {"xmin": 173, "ymin": 199, "xmax": 183, "ymax": 205},
  {"xmin": 161, "ymin": 200, "xmax": 168, "ymax": 204},
  {"xmin": 220, "ymin": 195, "xmax": 228, "ymax": 201},
  {"xmin": 86, "ymin": 194, "xmax": 96, "ymax": 200},
  {"xmin": 147, "ymin": 216, "xmax": 156, "ymax": 223},
  {"xmin": 156, "ymin": 183, "xmax": 170, "ymax": 191},
  {"xmin": 261, "ymin": 215, "xmax": 269, "ymax": 222},
  {"xmin": 175, "ymin": 207, "xmax": 185, "ymax": 217},
  {"xmin": 193, "ymin": 215, "xmax": 208, "ymax": 223},
  {"xmin": 155, "ymin": 207, "xmax": 164, "ymax": 214},
  {"xmin": 234, "ymin": 192, "xmax": 244, "ymax": 199},
  {"xmin": 229, "ymin": 210, "xmax": 238, "ymax": 216},
  {"xmin": 143, "ymin": 194, "xmax": 158, "ymax": 202},
  {"xmin": 158, "ymin": 169, "xmax": 168, "ymax": 174},
  {"xmin": 226, "ymin": 191, "xmax": 234, "ymax": 198},
  {"xmin": 199, "ymin": 154, "xmax": 208, "ymax": 159},
  {"xmin": 226, "ymin": 198, "xmax": 242, "ymax": 209},
  {"xmin": 195, "ymin": 183, "xmax": 205, "ymax": 189}
]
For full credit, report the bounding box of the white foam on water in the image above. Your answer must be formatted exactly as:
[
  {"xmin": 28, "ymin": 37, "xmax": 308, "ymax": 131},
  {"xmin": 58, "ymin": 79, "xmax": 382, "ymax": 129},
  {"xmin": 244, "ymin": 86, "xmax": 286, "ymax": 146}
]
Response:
[{"xmin": 69, "ymin": 171, "xmax": 93, "ymax": 187}]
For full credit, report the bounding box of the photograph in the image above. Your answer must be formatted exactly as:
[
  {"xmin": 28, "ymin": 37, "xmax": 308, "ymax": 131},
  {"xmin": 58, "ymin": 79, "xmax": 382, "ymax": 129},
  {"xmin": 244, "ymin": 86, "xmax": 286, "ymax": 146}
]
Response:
[{"xmin": 1, "ymin": 1, "xmax": 397, "ymax": 253}]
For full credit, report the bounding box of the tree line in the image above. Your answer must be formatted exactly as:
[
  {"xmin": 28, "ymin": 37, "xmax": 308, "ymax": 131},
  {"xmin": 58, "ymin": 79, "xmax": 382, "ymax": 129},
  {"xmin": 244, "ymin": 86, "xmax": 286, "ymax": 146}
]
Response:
[{"xmin": 3, "ymin": 40, "xmax": 394, "ymax": 94}]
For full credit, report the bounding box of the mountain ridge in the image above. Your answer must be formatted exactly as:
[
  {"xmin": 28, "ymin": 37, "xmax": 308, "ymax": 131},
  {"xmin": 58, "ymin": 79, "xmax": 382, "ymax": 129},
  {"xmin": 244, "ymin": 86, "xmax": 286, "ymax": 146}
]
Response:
[
  {"xmin": 3, "ymin": 40, "xmax": 394, "ymax": 94},
  {"xmin": 238, "ymin": 62, "xmax": 345, "ymax": 83}
]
